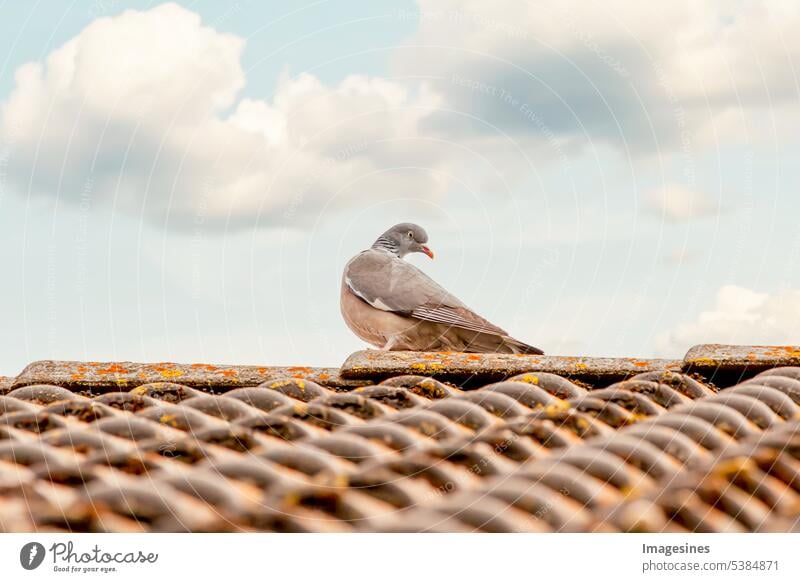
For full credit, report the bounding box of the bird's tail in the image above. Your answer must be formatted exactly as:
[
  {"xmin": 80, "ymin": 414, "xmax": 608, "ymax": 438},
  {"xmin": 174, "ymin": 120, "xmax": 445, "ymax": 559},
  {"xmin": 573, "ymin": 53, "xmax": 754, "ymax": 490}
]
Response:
[
  {"xmin": 502, "ymin": 336, "xmax": 544, "ymax": 355},
  {"xmin": 459, "ymin": 329, "xmax": 544, "ymax": 355}
]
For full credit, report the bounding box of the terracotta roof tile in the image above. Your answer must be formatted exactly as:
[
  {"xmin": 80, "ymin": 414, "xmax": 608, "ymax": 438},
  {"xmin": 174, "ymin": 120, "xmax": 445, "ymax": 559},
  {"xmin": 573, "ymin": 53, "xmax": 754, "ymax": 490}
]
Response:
[{"xmin": 1, "ymin": 343, "xmax": 799, "ymax": 532}]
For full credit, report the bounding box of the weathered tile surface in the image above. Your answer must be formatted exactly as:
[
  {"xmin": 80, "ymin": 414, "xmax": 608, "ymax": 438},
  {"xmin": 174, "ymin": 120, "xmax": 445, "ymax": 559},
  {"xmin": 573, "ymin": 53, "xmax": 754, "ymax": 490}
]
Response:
[{"xmin": 1, "ymin": 345, "xmax": 799, "ymax": 532}]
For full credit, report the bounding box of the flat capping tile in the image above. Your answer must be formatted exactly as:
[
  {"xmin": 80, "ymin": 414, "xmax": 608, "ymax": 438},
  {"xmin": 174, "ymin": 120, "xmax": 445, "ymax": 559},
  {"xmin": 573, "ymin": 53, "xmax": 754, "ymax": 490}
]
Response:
[
  {"xmin": 340, "ymin": 350, "xmax": 682, "ymax": 385},
  {"xmin": 11, "ymin": 360, "xmax": 368, "ymax": 393},
  {"xmin": 683, "ymin": 344, "xmax": 800, "ymax": 384},
  {"xmin": 0, "ymin": 377, "xmax": 14, "ymax": 395}
]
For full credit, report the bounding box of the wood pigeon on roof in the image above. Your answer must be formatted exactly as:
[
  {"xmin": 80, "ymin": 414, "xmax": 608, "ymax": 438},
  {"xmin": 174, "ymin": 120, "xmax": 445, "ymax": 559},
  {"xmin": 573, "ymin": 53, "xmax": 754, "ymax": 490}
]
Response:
[{"xmin": 340, "ymin": 223, "xmax": 544, "ymax": 355}]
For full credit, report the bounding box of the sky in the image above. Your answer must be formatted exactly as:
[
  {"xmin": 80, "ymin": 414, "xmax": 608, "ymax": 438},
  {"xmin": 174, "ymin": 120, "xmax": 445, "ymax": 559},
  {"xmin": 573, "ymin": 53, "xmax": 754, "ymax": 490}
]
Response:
[{"xmin": 1, "ymin": 0, "xmax": 799, "ymax": 375}]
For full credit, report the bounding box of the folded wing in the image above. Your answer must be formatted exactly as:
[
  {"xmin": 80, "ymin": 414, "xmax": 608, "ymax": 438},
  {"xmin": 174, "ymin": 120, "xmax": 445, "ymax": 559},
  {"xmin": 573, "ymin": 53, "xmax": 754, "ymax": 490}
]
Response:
[{"xmin": 345, "ymin": 250, "xmax": 508, "ymax": 334}]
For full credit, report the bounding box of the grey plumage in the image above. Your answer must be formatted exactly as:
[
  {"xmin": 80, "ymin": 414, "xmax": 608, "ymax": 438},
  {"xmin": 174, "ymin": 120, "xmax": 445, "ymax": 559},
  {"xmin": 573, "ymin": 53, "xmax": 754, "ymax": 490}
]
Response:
[{"xmin": 341, "ymin": 223, "xmax": 544, "ymax": 355}]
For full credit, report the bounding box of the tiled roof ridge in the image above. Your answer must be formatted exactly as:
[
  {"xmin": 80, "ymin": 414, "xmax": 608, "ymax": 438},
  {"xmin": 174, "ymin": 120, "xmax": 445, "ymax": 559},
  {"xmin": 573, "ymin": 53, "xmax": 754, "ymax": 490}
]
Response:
[
  {"xmin": 3, "ymin": 343, "xmax": 800, "ymax": 393},
  {"xmin": 2, "ymin": 343, "xmax": 800, "ymax": 532}
]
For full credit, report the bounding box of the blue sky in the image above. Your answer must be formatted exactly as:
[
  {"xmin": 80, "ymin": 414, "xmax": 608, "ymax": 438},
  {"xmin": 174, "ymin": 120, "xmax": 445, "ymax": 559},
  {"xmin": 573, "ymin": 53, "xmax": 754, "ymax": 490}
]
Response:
[{"xmin": 1, "ymin": 1, "xmax": 799, "ymax": 375}]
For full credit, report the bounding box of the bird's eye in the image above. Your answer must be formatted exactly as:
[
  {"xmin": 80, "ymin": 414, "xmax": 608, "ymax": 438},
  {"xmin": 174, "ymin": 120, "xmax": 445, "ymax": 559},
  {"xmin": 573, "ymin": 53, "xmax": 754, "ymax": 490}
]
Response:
[{"xmin": 407, "ymin": 231, "xmax": 414, "ymax": 239}]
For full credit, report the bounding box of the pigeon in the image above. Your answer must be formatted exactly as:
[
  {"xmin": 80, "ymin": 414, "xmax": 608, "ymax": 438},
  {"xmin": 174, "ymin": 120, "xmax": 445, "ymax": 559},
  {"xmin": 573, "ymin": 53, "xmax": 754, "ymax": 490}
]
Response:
[{"xmin": 341, "ymin": 223, "xmax": 544, "ymax": 354}]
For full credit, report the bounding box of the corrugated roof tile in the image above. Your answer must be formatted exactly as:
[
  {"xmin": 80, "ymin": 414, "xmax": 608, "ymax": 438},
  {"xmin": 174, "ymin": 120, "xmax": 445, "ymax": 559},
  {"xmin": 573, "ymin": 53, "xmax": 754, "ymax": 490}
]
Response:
[{"xmin": 1, "ymin": 345, "xmax": 799, "ymax": 532}]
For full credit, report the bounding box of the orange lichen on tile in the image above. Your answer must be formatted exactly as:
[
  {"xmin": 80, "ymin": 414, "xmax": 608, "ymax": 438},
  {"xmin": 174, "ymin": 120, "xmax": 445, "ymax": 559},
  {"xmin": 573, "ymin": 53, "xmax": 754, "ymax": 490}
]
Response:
[
  {"xmin": 97, "ymin": 364, "xmax": 128, "ymax": 375},
  {"xmin": 688, "ymin": 357, "xmax": 718, "ymax": 367},
  {"xmin": 191, "ymin": 364, "xmax": 218, "ymax": 371}
]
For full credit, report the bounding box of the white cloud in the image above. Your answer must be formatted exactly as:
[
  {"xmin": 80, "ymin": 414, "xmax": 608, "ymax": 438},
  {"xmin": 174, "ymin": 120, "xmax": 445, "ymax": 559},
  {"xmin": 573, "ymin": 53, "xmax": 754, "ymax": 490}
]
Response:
[
  {"xmin": 0, "ymin": 3, "xmax": 450, "ymax": 229},
  {"xmin": 645, "ymin": 183, "xmax": 718, "ymax": 221},
  {"xmin": 3, "ymin": 1, "xmax": 799, "ymax": 229},
  {"xmin": 399, "ymin": 1, "xmax": 800, "ymax": 150},
  {"xmin": 655, "ymin": 285, "xmax": 800, "ymax": 355}
]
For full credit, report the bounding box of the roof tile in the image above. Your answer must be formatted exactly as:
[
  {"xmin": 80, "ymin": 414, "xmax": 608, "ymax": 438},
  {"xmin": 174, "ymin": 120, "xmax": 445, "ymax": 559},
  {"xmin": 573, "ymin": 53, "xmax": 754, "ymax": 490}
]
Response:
[{"xmin": 1, "ymin": 346, "xmax": 799, "ymax": 532}]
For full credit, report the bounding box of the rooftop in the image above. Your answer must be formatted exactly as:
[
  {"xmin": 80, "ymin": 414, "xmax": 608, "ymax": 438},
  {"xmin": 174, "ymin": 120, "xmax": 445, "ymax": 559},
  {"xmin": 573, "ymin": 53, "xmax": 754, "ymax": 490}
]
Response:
[{"xmin": 1, "ymin": 343, "xmax": 799, "ymax": 532}]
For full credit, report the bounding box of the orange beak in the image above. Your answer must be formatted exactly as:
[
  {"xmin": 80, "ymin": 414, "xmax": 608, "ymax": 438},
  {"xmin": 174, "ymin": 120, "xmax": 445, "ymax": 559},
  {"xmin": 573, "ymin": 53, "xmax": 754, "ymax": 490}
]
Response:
[{"xmin": 421, "ymin": 245, "xmax": 434, "ymax": 259}]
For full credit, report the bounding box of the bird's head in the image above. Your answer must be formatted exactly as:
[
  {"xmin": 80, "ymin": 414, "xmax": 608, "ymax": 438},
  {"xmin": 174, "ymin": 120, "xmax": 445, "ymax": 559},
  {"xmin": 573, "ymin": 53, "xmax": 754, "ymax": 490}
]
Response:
[{"xmin": 372, "ymin": 222, "xmax": 434, "ymax": 259}]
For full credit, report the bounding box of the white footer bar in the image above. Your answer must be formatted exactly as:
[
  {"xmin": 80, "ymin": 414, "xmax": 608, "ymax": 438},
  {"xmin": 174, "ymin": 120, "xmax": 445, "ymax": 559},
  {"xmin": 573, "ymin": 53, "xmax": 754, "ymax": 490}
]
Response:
[{"xmin": 1, "ymin": 533, "xmax": 797, "ymax": 581}]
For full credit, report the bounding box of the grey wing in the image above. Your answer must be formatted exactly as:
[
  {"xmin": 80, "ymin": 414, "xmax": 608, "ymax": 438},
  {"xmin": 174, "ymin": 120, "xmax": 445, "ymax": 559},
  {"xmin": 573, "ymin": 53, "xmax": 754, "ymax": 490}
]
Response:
[
  {"xmin": 344, "ymin": 250, "xmax": 459, "ymax": 313},
  {"xmin": 410, "ymin": 304, "xmax": 508, "ymax": 336},
  {"xmin": 345, "ymin": 251, "xmax": 508, "ymax": 336}
]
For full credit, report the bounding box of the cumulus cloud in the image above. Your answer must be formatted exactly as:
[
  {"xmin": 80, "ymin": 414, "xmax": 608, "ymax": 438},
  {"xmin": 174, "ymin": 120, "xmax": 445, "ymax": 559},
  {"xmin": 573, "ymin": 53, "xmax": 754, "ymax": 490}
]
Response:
[
  {"xmin": 2, "ymin": 1, "xmax": 799, "ymax": 228},
  {"xmin": 398, "ymin": 0, "xmax": 800, "ymax": 151},
  {"xmin": 655, "ymin": 285, "xmax": 800, "ymax": 354},
  {"xmin": 645, "ymin": 184, "xmax": 718, "ymax": 222},
  {"xmin": 0, "ymin": 3, "xmax": 450, "ymax": 229}
]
